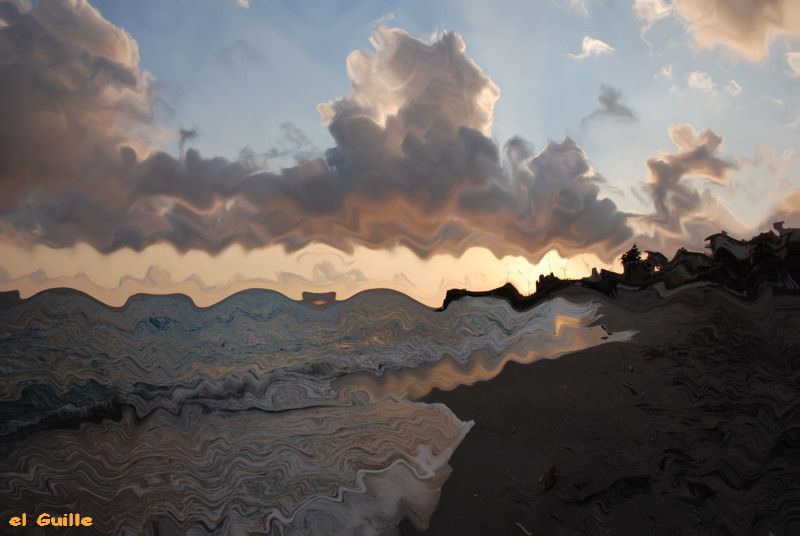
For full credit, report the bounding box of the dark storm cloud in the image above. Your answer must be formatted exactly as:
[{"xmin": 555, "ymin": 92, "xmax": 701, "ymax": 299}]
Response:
[
  {"xmin": 582, "ymin": 85, "xmax": 637, "ymax": 126},
  {"xmin": 0, "ymin": 5, "xmax": 634, "ymax": 262}
]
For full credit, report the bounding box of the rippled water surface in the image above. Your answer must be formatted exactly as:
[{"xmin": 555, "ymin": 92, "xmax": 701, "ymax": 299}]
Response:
[{"xmin": 0, "ymin": 288, "xmax": 629, "ymax": 534}]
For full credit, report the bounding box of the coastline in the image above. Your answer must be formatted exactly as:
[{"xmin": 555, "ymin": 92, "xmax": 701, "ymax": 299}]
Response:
[{"xmin": 404, "ymin": 286, "xmax": 800, "ymax": 535}]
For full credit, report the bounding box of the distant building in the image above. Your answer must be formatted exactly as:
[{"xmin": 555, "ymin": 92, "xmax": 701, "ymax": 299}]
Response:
[
  {"xmin": 644, "ymin": 251, "xmax": 668, "ymax": 272},
  {"xmin": 773, "ymin": 221, "xmax": 795, "ymax": 237},
  {"xmin": 669, "ymin": 247, "xmax": 714, "ymax": 273},
  {"xmin": 704, "ymin": 230, "xmax": 748, "ymax": 260}
]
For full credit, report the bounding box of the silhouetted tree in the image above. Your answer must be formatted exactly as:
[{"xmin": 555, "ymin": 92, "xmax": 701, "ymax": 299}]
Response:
[
  {"xmin": 621, "ymin": 244, "xmax": 641, "ymax": 265},
  {"xmin": 620, "ymin": 244, "xmax": 644, "ymax": 278}
]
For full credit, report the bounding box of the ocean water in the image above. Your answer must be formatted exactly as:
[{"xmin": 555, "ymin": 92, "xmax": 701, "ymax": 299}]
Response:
[{"xmin": 0, "ymin": 288, "xmax": 632, "ymax": 534}]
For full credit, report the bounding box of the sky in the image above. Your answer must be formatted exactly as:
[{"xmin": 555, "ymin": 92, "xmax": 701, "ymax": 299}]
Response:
[{"xmin": 1, "ymin": 0, "xmax": 799, "ymax": 306}]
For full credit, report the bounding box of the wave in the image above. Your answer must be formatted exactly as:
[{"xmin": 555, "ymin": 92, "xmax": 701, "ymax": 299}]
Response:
[{"xmin": 0, "ymin": 287, "xmax": 628, "ymax": 534}]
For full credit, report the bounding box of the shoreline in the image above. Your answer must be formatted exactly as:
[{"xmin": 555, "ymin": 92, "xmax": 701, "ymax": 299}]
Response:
[{"xmin": 404, "ymin": 287, "xmax": 800, "ymax": 536}]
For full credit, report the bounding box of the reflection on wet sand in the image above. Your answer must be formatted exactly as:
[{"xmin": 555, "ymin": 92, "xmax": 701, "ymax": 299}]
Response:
[{"xmin": 342, "ymin": 308, "xmax": 635, "ymax": 401}]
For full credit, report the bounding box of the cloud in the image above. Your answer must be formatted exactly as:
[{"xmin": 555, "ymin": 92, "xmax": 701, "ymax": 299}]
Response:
[
  {"xmin": 739, "ymin": 145, "xmax": 795, "ymax": 176},
  {"xmin": 641, "ymin": 123, "xmax": 736, "ymax": 235},
  {"xmin": 371, "ymin": 12, "xmax": 395, "ymax": 27},
  {"xmin": 672, "ymin": 0, "xmax": 800, "ymax": 61},
  {"xmin": 657, "ymin": 64, "xmax": 673, "ymax": 79},
  {"xmin": 236, "ymin": 122, "xmax": 316, "ymax": 170},
  {"xmin": 760, "ymin": 190, "xmax": 800, "ymax": 231},
  {"xmin": 582, "ymin": 85, "xmax": 637, "ymax": 126},
  {"xmin": 568, "ymin": 36, "xmax": 616, "ymax": 60},
  {"xmin": 566, "ymin": 0, "xmax": 588, "ymax": 16},
  {"xmin": 785, "ymin": 51, "xmax": 800, "ymax": 76},
  {"xmin": 633, "ymin": 0, "xmax": 674, "ymax": 40},
  {"xmin": 2, "ymin": 1, "xmax": 795, "ymax": 305},
  {"xmin": 216, "ymin": 39, "xmax": 266, "ymax": 68},
  {"xmin": 0, "ymin": 0, "xmax": 153, "ymax": 210},
  {"xmin": 724, "ymin": 79, "xmax": 742, "ymax": 95},
  {"xmin": 686, "ymin": 72, "xmax": 739, "ymax": 97},
  {"xmin": 236, "ymin": 0, "xmax": 250, "ymax": 8},
  {"xmin": 0, "ymin": 15, "xmax": 634, "ymax": 264},
  {"xmin": 628, "ymin": 124, "xmax": 758, "ymax": 255},
  {"xmin": 634, "ymin": 1, "xmax": 800, "ymax": 62},
  {"xmin": 178, "ymin": 128, "xmax": 199, "ymax": 158},
  {"xmin": 277, "ymin": 122, "xmax": 311, "ymax": 150},
  {"xmin": 768, "ymin": 179, "xmax": 795, "ymax": 202},
  {"xmin": 687, "ymin": 70, "xmax": 715, "ymax": 93}
]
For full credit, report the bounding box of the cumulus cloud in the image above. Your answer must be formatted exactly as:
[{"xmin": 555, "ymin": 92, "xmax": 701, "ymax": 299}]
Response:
[
  {"xmin": 626, "ymin": 123, "xmax": 761, "ymax": 255},
  {"xmin": 672, "ymin": 0, "xmax": 800, "ymax": 61},
  {"xmin": 641, "ymin": 123, "xmax": 736, "ymax": 235},
  {"xmin": 371, "ymin": 12, "xmax": 395, "ymax": 27},
  {"xmin": 568, "ymin": 36, "xmax": 616, "ymax": 60},
  {"xmin": 0, "ymin": 12, "xmax": 633, "ymax": 264},
  {"xmin": 687, "ymin": 71, "xmax": 715, "ymax": 93},
  {"xmin": 634, "ymin": 1, "xmax": 800, "ymax": 62},
  {"xmin": 235, "ymin": 121, "xmax": 316, "ymax": 169},
  {"xmin": 582, "ymin": 85, "xmax": 637, "ymax": 126},
  {"xmin": 0, "ymin": 0, "xmax": 153, "ymax": 210}
]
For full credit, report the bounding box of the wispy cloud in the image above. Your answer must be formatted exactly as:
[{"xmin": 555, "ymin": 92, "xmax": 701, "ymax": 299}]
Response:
[
  {"xmin": 724, "ymin": 79, "xmax": 742, "ymax": 96},
  {"xmin": 568, "ymin": 36, "xmax": 616, "ymax": 60},
  {"xmin": 178, "ymin": 128, "xmax": 199, "ymax": 158},
  {"xmin": 236, "ymin": 0, "xmax": 250, "ymax": 9},
  {"xmin": 566, "ymin": 0, "xmax": 588, "ymax": 16},
  {"xmin": 633, "ymin": 0, "xmax": 674, "ymax": 41},
  {"xmin": 637, "ymin": 123, "xmax": 741, "ymax": 249},
  {"xmin": 371, "ymin": 12, "xmax": 395, "ymax": 27},
  {"xmin": 687, "ymin": 71, "xmax": 715, "ymax": 93},
  {"xmin": 785, "ymin": 52, "xmax": 800, "ymax": 77},
  {"xmin": 216, "ymin": 39, "xmax": 267, "ymax": 68},
  {"xmin": 582, "ymin": 86, "xmax": 637, "ymax": 125}
]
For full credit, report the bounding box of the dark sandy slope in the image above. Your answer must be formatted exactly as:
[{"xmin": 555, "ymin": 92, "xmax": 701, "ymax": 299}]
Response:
[{"xmin": 402, "ymin": 286, "xmax": 800, "ymax": 536}]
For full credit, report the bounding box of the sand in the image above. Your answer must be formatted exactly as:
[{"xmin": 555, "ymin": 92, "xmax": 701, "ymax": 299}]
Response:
[{"xmin": 402, "ymin": 286, "xmax": 800, "ymax": 536}]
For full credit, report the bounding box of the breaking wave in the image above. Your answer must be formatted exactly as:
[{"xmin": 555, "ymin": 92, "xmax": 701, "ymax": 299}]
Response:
[{"xmin": 0, "ymin": 288, "xmax": 625, "ymax": 534}]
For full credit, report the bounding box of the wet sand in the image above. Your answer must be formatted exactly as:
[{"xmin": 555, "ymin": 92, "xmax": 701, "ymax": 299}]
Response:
[{"xmin": 403, "ymin": 286, "xmax": 800, "ymax": 536}]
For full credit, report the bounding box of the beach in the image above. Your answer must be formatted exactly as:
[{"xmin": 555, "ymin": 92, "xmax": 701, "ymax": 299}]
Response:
[
  {"xmin": 1, "ymin": 284, "xmax": 797, "ymax": 535},
  {"xmin": 407, "ymin": 286, "xmax": 800, "ymax": 536}
]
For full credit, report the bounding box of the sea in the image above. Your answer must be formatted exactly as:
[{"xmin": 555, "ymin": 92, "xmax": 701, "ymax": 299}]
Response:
[{"xmin": 0, "ymin": 288, "xmax": 633, "ymax": 535}]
